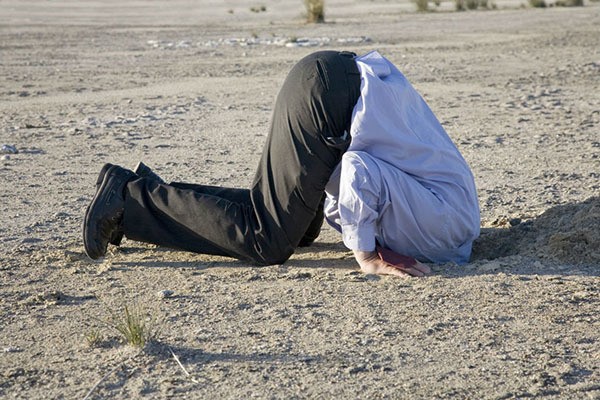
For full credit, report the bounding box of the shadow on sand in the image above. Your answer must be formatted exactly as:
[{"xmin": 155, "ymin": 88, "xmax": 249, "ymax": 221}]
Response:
[{"xmin": 109, "ymin": 198, "xmax": 598, "ymax": 277}]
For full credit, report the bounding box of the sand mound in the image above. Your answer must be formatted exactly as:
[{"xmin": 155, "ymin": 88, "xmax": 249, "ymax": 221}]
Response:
[{"xmin": 473, "ymin": 197, "xmax": 600, "ymax": 264}]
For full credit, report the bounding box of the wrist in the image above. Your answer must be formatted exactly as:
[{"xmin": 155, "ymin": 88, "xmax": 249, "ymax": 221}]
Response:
[{"xmin": 353, "ymin": 249, "xmax": 378, "ymax": 263}]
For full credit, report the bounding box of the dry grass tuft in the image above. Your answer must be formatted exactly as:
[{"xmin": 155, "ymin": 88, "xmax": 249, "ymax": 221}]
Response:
[
  {"xmin": 305, "ymin": 0, "xmax": 325, "ymax": 23},
  {"xmin": 414, "ymin": 0, "xmax": 430, "ymax": 11},
  {"xmin": 554, "ymin": 0, "xmax": 583, "ymax": 6},
  {"xmin": 456, "ymin": 0, "xmax": 491, "ymax": 9},
  {"xmin": 250, "ymin": 5, "xmax": 267, "ymax": 13},
  {"xmin": 529, "ymin": 0, "xmax": 547, "ymax": 6},
  {"xmin": 85, "ymin": 328, "xmax": 104, "ymax": 348},
  {"xmin": 107, "ymin": 304, "xmax": 156, "ymax": 348},
  {"xmin": 461, "ymin": 0, "xmax": 491, "ymax": 9}
]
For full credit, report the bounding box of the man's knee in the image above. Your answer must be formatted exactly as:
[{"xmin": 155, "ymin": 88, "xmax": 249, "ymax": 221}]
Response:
[
  {"xmin": 253, "ymin": 243, "xmax": 294, "ymax": 266},
  {"xmin": 256, "ymin": 250, "xmax": 293, "ymax": 266}
]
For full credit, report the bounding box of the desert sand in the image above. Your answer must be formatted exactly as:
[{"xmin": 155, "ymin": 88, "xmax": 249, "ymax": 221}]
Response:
[{"xmin": 0, "ymin": 0, "xmax": 599, "ymax": 398}]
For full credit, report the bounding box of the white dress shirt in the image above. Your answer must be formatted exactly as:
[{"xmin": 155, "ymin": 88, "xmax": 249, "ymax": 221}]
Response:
[{"xmin": 324, "ymin": 51, "xmax": 480, "ymax": 264}]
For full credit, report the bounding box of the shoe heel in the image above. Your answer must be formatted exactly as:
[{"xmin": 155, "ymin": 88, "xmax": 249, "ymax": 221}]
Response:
[{"xmin": 134, "ymin": 162, "xmax": 165, "ymax": 184}]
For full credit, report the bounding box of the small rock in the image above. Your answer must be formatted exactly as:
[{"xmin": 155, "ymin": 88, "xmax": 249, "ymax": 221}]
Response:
[
  {"xmin": 509, "ymin": 218, "xmax": 522, "ymax": 226},
  {"xmin": 478, "ymin": 260, "xmax": 502, "ymax": 272},
  {"xmin": 158, "ymin": 290, "xmax": 174, "ymax": 299},
  {"xmin": 571, "ymin": 291, "xmax": 590, "ymax": 301},
  {"xmin": 81, "ymin": 117, "xmax": 98, "ymax": 126},
  {"xmin": 247, "ymin": 274, "xmax": 262, "ymax": 282},
  {"xmin": 21, "ymin": 237, "xmax": 43, "ymax": 244},
  {"xmin": 4, "ymin": 368, "xmax": 25, "ymax": 378},
  {"xmin": 1, "ymin": 144, "xmax": 18, "ymax": 154},
  {"xmin": 1, "ymin": 155, "xmax": 10, "ymax": 161},
  {"xmin": 43, "ymin": 290, "xmax": 64, "ymax": 304},
  {"xmin": 287, "ymin": 272, "xmax": 312, "ymax": 280},
  {"xmin": 520, "ymin": 94, "xmax": 535, "ymax": 102},
  {"xmin": 26, "ymin": 290, "xmax": 65, "ymax": 306},
  {"xmin": 140, "ymin": 114, "xmax": 159, "ymax": 121},
  {"xmin": 347, "ymin": 365, "xmax": 368, "ymax": 374},
  {"xmin": 4, "ymin": 346, "xmax": 22, "ymax": 353}
]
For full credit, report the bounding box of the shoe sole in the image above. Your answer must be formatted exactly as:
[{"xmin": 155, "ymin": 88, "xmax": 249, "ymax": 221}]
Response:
[
  {"xmin": 83, "ymin": 166, "xmax": 126, "ymax": 259},
  {"xmin": 93, "ymin": 163, "xmax": 125, "ymax": 246}
]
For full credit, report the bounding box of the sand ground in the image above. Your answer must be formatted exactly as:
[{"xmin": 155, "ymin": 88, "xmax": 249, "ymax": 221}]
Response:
[{"xmin": 0, "ymin": 0, "xmax": 599, "ymax": 398}]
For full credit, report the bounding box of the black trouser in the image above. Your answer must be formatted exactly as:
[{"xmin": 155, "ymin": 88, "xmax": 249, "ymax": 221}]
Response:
[{"xmin": 122, "ymin": 51, "xmax": 361, "ymax": 265}]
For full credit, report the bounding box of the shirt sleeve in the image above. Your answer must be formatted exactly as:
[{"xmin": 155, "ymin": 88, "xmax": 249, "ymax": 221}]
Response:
[{"xmin": 338, "ymin": 151, "xmax": 382, "ymax": 252}]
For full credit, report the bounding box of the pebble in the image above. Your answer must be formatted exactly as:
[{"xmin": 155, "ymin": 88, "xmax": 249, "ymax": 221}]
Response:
[
  {"xmin": 158, "ymin": 289, "xmax": 174, "ymax": 299},
  {"xmin": 478, "ymin": 260, "xmax": 503, "ymax": 272},
  {"xmin": 4, "ymin": 346, "xmax": 22, "ymax": 353},
  {"xmin": 1, "ymin": 144, "xmax": 18, "ymax": 154},
  {"xmin": 347, "ymin": 365, "xmax": 368, "ymax": 374},
  {"xmin": 81, "ymin": 117, "xmax": 98, "ymax": 126},
  {"xmin": 364, "ymin": 274, "xmax": 380, "ymax": 281},
  {"xmin": 287, "ymin": 272, "xmax": 312, "ymax": 280},
  {"xmin": 286, "ymin": 38, "xmax": 329, "ymax": 48},
  {"xmin": 571, "ymin": 291, "xmax": 590, "ymax": 301},
  {"xmin": 509, "ymin": 218, "xmax": 522, "ymax": 226}
]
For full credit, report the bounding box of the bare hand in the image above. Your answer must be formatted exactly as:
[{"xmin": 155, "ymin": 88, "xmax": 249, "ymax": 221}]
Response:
[{"xmin": 353, "ymin": 249, "xmax": 431, "ymax": 278}]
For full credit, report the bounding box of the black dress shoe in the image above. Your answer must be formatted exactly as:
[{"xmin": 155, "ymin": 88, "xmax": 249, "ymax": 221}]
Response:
[
  {"xmin": 95, "ymin": 162, "xmax": 165, "ymax": 246},
  {"xmin": 83, "ymin": 164, "xmax": 135, "ymax": 259},
  {"xmin": 95, "ymin": 162, "xmax": 165, "ymax": 188},
  {"xmin": 95, "ymin": 163, "xmax": 114, "ymax": 187},
  {"xmin": 134, "ymin": 161, "xmax": 165, "ymax": 184},
  {"xmin": 93, "ymin": 163, "xmax": 126, "ymax": 246}
]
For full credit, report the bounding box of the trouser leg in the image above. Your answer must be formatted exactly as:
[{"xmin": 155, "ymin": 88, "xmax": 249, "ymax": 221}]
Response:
[
  {"xmin": 169, "ymin": 182, "xmax": 250, "ymax": 204},
  {"xmin": 297, "ymin": 194, "xmax": 325, "ymax": 247},
  {"xmin": 250, "ymin": 51, "xmax": 361, "ymax": 252},
  {"xmin": 122, "ymin": 51, "xmax": 360, "ymax": 265},
  {"xmin": 123, "ymin": 179, "xmax": 257, "ymax": 259},
  {"xmin": 172, "ymin": 182, "xmax": 324, "ymax": 246}
]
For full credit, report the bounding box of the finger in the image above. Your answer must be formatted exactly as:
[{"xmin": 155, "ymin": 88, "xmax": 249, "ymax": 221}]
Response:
[
  {"xmin": 387, "ymin": 262, "xmax": 429, "ymax": 277},
  {"xmin": 396, "ymin": 266, "xmax": 425, "ymax": 277},
  {"xmin": 381, "ymin": 264, "xmax": 412, "ymax": 278},
  {"xmin": 414, "ymin": 261, "xmax": 431, "ymax": 274}
]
